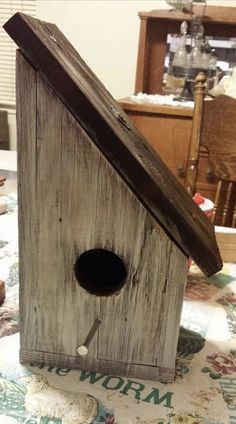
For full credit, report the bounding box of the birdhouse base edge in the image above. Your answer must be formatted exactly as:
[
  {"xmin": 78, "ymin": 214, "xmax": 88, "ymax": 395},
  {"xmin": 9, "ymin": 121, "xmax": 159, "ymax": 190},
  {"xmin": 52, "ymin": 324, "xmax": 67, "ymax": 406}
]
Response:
[{"xmin": 20, "ymin": 349, "xmax": 175, "ymax": 384}]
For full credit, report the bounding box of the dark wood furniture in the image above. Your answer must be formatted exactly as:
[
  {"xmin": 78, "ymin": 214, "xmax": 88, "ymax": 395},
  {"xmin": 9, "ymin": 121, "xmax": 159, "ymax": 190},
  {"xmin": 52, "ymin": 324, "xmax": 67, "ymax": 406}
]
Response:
[
  {"xmin": 120, "ymin": 6, "xmax": 236, "ymax": 203},
  {"xmin": 120, "ymin": 98, "xmax": 219, "ymax": 201},
  {"xmin": 0, "ymin": 175, "xmax": 6, "ymax": 187},
  {"xmin": 185, "ymin": 73, "xmax": 236, "ymax": 228},
  {"xmin": 135, "ymin": 6, "xmax": 236, "ymax": 95},
  {"xmin": 0, "ymin": 111, "xmax": 9, "ymax": 150},
  {"xmin": 0, "ymin": 280, "xmax": 5, "ymax": 305},
  {"xmin": 119, "ymin": 99, "xmax": 193, "ymax": 185}
]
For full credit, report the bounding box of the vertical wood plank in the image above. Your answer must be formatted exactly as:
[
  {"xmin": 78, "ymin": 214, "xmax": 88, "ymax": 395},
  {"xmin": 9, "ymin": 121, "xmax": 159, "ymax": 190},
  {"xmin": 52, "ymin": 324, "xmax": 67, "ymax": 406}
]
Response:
[
  {"xmin": 34, "ymin": 72, "xmax": 64, "ymax": 353},
  {"xmin": 222, "ymin": 181, "xmax": 233, "ymax": 226},
  {"xmin": 34, "ymin": 75, "xmax": 101, "ymax": 357},
  {"xmin": 58, "ymin": 106, "xmax": 101, "ymax": 358},
  {"xmin": 16, "ymin": 52, "xmax": 38, "ymax": 351},
  {"xmin": 135, "ymin": 17, "xmax": 149, "ymax": 94},
  {"xmin": 185, "ymin": 73, "xmax": 207, "ymax": 196}
]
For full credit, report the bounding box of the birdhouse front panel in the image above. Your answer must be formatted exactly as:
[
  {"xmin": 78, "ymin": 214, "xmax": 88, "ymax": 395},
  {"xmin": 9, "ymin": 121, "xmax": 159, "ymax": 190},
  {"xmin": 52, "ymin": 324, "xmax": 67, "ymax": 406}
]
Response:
[{"xmin": 17, "ymin": 52, "xmax": 188, "ymax": 383}]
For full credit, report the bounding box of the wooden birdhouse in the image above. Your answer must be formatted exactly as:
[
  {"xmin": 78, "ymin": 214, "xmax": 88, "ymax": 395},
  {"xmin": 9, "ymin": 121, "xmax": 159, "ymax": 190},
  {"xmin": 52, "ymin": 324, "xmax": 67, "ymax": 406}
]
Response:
[{"xmin": 4, "ymin": 13, "xmax": 222, "ymax": 383}]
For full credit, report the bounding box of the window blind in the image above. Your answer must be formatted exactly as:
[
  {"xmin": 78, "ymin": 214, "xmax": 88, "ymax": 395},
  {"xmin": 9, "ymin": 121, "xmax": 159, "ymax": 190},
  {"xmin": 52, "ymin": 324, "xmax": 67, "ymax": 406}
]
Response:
[{"xmin": 0, "ymin": 1, "xmax": 36, "ymax": 107}]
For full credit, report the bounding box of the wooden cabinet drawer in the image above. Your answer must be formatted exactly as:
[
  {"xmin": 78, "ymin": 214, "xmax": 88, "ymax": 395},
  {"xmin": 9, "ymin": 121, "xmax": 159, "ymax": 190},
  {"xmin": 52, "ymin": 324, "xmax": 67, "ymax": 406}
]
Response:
[
  {"xmin": 120, "ymin": 99, "xmax": 221, "ymax": 206},
  {"xmin": 120, "ymin": 100, "xmax": 193, "ymax": 185}
]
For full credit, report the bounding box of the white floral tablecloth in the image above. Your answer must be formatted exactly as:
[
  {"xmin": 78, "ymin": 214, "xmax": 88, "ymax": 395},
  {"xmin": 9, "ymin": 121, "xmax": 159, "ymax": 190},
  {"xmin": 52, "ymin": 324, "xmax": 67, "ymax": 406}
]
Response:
[{"xmin": 0, "ymin": 194, "xmax": 236, "ymax": 424}]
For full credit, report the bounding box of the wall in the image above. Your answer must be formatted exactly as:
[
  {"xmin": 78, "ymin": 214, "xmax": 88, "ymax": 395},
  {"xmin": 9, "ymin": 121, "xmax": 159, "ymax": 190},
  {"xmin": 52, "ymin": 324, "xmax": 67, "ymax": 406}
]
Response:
[
  {"xmin": 36, "ymin": 0, "xmax": 168, "ymax": 100},
  {"xmin": 7, "ymin": 0, "xmax": 236, "ymax": 149},
  {"xmin": 36, "ymin": 0, "xmax": 236, "ymax": 99}
]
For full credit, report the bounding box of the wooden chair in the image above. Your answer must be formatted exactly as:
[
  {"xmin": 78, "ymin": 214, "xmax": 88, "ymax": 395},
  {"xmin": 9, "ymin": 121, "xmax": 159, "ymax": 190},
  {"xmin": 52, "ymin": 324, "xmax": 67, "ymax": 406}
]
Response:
[{"xmin": 185, "ymin": 73, "xmax": 236, "ymax": 228}]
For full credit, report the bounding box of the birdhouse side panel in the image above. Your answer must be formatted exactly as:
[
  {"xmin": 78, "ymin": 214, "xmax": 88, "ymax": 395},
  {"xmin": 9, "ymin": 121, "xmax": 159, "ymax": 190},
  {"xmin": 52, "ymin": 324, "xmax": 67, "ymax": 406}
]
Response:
[{"xmin": 17, "ymin": 53, "xmax": 188, "ymax": 381}]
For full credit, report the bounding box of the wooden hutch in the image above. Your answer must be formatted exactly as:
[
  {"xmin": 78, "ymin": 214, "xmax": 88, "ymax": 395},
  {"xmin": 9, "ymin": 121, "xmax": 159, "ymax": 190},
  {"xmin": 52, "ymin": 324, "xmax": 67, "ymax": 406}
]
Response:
[
  {"xmin": 120, "ymin": 6, "xmax": 236, "ymax": 201},
  {"xmin": 0, "ymin": 111, "xmax": 9, "ymax": 150}
]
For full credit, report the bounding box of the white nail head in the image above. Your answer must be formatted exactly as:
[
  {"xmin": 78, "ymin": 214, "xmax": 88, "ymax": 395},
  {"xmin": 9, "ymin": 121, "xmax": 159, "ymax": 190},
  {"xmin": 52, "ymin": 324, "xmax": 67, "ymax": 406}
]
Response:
[{"xmin": 77, "ymin": 345, "xmax": 88, "ymax": 356}]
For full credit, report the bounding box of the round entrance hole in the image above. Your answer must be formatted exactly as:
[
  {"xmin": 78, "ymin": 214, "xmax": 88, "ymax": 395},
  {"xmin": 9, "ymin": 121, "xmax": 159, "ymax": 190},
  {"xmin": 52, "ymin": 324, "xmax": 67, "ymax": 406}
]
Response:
[{"xmin": 74, "ymin": 248, "xmax": 127, "ymax": 296}]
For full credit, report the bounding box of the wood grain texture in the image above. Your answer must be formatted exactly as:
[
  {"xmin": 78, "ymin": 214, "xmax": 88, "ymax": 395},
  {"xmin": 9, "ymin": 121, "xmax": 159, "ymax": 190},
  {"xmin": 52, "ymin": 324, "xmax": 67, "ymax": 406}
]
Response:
[
  {"xmin": 118, "ymin": 104, "xmax": 193, "ymax": 185},
  {"xmin": 0, "ymin": 111, "xmax": 9, "ymax": 149},
  {"xmin": 201, "ymin": 95, "xmax": 236, "ymax": 182},
  {"xmin": 139, "ymin": 6, "xmax": 236, "ymax": 25},
  {"xmin": 119, "ymin": 98, "xmax": 193, "ymax": 117},
  {"xmin": 146, "ymin": 20, "xmax": 169, "ymax": 94},
  {"xmin": 17, "ymin": 53, "xmax": 188, "ymax": 381},
  {"xmin": 16, "ymin": 51, "xmax": 38, "ymax": 352},
  {"xmin": 4, "ymin": 12, "xmax": 222, "ymax": 276},
  {"xmin": 119, "ymin": 100, "xmax": 224, "ymax": 203},
  {"xmin": 135, "ymin": 18, "xmax": 149, "ymax": 94},
  {"xmin": 20, "ymin": 350, "xmax": 175, "ymax": 383},
  {"xmin": 185, "ymin": 73, "xmax": 207, "ymax": 196},
  {"xmin": 211, "ymin": 181, "xmax": 236, "ymax": 228}
]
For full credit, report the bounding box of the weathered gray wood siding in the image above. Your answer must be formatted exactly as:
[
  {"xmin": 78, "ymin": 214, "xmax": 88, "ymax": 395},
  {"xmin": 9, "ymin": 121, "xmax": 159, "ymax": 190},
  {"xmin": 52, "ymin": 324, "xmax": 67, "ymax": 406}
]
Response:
[{"xmin": 17, "ymin": 52, "xmax": 188, "ymax": 382}]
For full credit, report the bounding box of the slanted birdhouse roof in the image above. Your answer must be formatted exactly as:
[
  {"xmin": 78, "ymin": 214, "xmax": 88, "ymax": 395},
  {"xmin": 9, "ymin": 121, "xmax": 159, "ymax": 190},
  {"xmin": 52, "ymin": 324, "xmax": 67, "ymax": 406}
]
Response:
[{"xmin": 4, "ymin": 13, "xmax": 222, "ymax": 276}]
